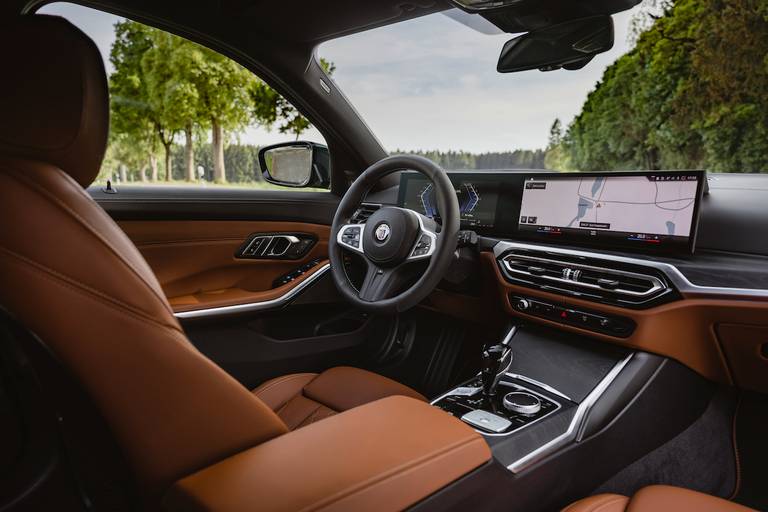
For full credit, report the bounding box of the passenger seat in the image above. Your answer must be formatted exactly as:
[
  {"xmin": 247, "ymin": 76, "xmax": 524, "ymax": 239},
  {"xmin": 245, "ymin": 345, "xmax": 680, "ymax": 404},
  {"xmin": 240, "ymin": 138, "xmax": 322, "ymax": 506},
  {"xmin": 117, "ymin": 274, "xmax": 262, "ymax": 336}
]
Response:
[{"xmin": 564, "ymin": 485, "xmax": 756, "ymax": 512}]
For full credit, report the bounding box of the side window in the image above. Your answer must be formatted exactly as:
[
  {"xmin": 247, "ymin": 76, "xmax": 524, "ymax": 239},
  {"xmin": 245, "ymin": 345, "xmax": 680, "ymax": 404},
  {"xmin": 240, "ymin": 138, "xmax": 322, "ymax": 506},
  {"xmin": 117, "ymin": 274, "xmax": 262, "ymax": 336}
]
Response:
[{"xmin": 38, "ymin": 3, "xmax": 331, "ymax": 191}]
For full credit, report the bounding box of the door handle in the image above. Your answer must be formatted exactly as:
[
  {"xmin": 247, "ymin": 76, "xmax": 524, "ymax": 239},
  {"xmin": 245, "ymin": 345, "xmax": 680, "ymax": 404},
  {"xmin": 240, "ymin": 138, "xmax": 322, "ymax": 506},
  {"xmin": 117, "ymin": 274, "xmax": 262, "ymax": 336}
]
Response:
[{"xmin": 236, "ymin": 233, "xmax": 316, "ymax": 260}]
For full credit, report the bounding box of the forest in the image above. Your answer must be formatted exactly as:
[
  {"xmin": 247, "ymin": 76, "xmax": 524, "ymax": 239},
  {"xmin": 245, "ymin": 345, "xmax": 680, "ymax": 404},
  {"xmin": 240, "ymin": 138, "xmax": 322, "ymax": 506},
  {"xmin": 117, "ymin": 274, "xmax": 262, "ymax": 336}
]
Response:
[{"xmin": 546, "ymin": 0, "xmax": 768, "ymax": 173}]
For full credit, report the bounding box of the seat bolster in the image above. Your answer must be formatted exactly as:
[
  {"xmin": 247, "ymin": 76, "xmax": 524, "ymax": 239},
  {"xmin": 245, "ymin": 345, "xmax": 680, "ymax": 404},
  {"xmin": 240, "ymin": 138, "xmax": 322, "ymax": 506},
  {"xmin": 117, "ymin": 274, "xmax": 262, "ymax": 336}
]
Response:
[
  {"xmin": 563, "ymin": 494, "xmax": 629, "ymax": 512},
  {"xmin": 628, "ymin": 486, "xmax": 756, "ymax": 512},
  {"xmin": 303, "ymin": 366, "xmax": 427, "ymax": 411},
  {"xmin": 251, "ymin": 373, "xmax": 318, "ymax": 410}
]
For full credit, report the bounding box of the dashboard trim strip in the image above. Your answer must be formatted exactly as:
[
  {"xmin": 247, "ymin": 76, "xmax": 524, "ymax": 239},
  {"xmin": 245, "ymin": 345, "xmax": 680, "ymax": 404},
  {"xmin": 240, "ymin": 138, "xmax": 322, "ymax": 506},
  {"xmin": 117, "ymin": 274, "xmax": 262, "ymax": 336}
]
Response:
[
  {"xmin": 505, "ymin": 352, "xmax": 634, "ymax": 473},
  {"xmin": 493, "ymin": 241, "xmax": 768, "ymax": 299},
  {"xmin": 174, "ymin": 264, "xmax": 330, "ymax": 319}
]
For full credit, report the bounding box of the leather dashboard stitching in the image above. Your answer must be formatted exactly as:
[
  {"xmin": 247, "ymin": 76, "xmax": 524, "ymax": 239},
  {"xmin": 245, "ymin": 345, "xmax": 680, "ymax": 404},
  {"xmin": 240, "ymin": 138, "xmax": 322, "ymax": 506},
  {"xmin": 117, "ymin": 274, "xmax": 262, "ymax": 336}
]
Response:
[{"xmin": 2, "ymin": 167, "xmax": 175, "ymax": 317}]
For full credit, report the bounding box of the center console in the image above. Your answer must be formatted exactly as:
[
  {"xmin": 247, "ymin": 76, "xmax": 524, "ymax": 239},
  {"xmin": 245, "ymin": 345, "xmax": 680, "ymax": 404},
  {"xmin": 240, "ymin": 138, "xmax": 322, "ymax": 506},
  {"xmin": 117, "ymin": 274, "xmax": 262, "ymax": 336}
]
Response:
[{"xmin": 432, "ymin": 326, "xmax": 562, "ymax": 436}]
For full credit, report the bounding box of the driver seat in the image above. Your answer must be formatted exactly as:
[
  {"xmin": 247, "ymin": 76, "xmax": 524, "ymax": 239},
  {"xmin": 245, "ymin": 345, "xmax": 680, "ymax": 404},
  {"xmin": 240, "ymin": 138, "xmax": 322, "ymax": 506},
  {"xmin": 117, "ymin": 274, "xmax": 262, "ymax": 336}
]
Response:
[{"xmin": 0, "ymin": 14, "xmax": 425, "ymax": 499}]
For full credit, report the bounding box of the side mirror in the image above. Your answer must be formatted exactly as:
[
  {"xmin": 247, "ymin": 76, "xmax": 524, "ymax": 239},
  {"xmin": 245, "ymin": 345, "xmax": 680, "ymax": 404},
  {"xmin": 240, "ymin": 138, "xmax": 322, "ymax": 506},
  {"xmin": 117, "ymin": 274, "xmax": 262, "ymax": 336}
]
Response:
[
  {"xmin": 497, "ymin": 15, "xmax": 614, "ymax": 73},
  {"xmin": 258, "ymin": 141, "xmax": 330, "ymax": 189}
]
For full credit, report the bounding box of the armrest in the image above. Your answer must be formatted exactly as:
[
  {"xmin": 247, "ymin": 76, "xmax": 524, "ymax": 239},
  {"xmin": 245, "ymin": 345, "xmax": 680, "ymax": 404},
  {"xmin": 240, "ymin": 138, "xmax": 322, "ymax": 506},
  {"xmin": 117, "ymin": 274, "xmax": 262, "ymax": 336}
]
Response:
[{"xmin": 163, "ymin": 396, "xmax": 491, "ymax": 512}]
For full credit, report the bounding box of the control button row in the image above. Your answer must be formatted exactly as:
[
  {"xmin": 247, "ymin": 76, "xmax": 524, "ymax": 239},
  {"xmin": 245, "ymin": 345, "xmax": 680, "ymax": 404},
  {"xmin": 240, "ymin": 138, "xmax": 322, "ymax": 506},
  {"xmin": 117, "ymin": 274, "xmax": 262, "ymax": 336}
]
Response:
[
  {"xmin": 272, "ymin": 258, "xmax": 324, "ymax": 288},
  {"xmin": 511, "ymin": 294, "xmax": 635, "ymax": 338},
  {"xmin": 340, "ymin": 226, "xmax": 362, "ymax": 249},
  {"xmin": 411, "ymin": 233, "xmax": 433, "ymax": 257}
]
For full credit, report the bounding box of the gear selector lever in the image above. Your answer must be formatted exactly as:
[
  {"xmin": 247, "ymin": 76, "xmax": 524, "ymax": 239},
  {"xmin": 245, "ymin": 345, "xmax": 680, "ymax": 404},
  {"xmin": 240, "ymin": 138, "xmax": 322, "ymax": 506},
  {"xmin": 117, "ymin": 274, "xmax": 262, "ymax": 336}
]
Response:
[{"xmin": 480, "ymin": 325, "xmax": 517, "ymax": 397}]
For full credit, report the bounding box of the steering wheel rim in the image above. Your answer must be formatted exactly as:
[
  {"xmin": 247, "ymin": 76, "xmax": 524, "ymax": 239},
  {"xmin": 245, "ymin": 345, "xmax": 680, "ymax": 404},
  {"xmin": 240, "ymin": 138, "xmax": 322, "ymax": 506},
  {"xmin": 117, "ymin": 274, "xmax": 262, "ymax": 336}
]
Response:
[{"xmin": 329, "ymin": 154, "xmax": 460, "ymax": 314}]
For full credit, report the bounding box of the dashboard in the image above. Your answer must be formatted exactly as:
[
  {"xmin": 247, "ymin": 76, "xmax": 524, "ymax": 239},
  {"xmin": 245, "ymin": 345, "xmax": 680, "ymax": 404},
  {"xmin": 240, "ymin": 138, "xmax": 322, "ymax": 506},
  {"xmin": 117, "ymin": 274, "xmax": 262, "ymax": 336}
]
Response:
[
  {"xmin": 398, "ymin": 170, "xmax": 706, "ymax": 254},
  {"xmin": 391, "ymin": 169, "xmax": 768, "ymax": 396}
]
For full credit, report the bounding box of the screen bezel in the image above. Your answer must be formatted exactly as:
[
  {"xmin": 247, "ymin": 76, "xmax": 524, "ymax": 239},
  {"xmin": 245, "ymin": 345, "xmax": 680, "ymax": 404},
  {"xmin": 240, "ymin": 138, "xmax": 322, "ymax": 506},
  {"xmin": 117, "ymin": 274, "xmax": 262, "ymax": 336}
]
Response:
[{"xmin": 396, "ymin": 169, "xmax": 706, "ymax": 255}]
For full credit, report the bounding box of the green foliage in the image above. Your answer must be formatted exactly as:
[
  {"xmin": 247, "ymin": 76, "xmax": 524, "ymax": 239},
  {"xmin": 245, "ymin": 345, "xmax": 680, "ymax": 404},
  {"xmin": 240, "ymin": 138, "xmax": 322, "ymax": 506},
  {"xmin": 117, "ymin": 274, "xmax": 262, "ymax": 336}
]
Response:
[
  {"xmin": 106, "ymin": 20, "xmax": 331, "ymax": 183},
  {"xmin": 560, "ymin": 0, "xmax": 768, "ymax": 173},
  {"xmin": 393, "ymin": 149, "xmax": 546, "ymax": 170},
  {"xmin": 250, "ymin": 58, "xmax": 336, "ymax": 140}
]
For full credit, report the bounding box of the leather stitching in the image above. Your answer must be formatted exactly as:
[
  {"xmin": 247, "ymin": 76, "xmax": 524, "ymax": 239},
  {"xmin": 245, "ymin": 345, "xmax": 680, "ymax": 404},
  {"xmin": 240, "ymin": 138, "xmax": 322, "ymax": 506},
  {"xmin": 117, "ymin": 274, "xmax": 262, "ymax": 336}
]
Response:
[
  {"xmin": 1, "ymin": 167, "xmax": 175, "ymax": 317},
  {"xmin": 562, "ymin": 495, "xmax": 628, "ymax": 512},
  {"xmin": 252, "ymin": 373, "xmax": 318, "ymax": 403},
  {"xmin": 300, "ymin": 435, "xmax": 487, "ymax": 511},
  {"xmin": 0, "ymin": 246, "xmax": 183, "ymax": 335}
]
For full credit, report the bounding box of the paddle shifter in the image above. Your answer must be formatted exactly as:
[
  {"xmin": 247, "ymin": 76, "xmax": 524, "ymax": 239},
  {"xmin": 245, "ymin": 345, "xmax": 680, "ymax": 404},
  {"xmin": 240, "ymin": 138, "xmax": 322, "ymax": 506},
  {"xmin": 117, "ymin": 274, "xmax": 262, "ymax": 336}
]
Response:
[{"xmin": 480, "ymin": 325, "xmax": 518, "ymax": 397}]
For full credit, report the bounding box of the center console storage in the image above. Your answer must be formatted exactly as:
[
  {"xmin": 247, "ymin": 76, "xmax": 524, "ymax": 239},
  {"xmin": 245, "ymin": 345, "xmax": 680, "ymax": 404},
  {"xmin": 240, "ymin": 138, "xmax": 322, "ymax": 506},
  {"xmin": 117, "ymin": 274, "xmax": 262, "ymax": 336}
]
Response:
[{"xmin": 164, "ymin": 396, "xmax": 491, "ymax": 512}]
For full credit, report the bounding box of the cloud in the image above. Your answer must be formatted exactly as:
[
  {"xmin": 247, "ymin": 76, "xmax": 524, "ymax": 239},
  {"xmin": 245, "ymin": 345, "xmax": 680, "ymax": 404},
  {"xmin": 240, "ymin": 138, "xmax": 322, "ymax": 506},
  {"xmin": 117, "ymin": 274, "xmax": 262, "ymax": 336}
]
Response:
[
  {"xmin": 320, "ymin": 7, "xmax": 642, "ymax": 152},
  {"xmin": 41, "ymin": 1, "xmax": 644, "ymax": 153}
]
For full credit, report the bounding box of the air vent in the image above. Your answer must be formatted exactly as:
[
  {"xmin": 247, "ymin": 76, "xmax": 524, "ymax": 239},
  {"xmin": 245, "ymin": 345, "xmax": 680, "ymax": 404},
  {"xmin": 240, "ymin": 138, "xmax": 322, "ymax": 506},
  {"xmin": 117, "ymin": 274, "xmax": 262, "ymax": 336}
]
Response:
[
  {"xmin": 351, "ymin": 203, "xmax": 381, "ymax": 223},
  {"xmin": 499, "ymin": 248, "xmax": 675, "ymax": 308}
]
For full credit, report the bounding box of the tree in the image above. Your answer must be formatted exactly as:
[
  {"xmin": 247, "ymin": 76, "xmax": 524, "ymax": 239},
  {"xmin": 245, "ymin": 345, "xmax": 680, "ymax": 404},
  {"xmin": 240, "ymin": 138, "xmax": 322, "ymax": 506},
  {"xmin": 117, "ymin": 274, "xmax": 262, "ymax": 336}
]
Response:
[
  {"xmin": 250, "ymin": 58, "xmax": 336, "ymax": 140},
  {"xmin": 109, "ymin": 21, "xmax": 160, "ymax": 180},
  {"xmin": 560, "ymin": 0, "xmax": 768, "ymax": 173},
  {"xmin": 189, "ymin": 49, "xmax": 256, "ymax": 183}
]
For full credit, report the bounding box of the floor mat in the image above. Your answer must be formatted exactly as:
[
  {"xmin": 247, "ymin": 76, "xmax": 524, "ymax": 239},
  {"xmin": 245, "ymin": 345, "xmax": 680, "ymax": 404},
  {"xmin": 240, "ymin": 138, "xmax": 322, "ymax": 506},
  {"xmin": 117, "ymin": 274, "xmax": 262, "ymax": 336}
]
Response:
[
  {"xmin": 732, "ymin": 391, "xmax": 768, "ymax": 511},
  {"xmin": 594, "ymin": 388, "xmax": 738, "ymax": 499}
]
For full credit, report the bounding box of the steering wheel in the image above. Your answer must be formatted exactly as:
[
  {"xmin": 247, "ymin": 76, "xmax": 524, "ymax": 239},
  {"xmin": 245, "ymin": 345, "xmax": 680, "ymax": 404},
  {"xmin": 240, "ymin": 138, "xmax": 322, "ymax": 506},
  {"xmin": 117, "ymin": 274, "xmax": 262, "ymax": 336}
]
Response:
[{"xmin": 329, "ymin": 155, "xmax": 460, "ymax": 314}]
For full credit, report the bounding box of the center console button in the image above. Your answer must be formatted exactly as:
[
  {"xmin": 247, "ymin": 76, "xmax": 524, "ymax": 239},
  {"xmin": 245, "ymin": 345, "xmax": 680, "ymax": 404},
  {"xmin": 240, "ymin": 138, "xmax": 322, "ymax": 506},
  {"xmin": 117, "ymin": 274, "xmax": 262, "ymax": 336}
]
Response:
[
  {"xmin": 503, "ymin": 391, "xmax": 541, "ymax": 415},
  {"xmin": 461, "ymin": 409, "xmax": 512, "ymax": 433}
]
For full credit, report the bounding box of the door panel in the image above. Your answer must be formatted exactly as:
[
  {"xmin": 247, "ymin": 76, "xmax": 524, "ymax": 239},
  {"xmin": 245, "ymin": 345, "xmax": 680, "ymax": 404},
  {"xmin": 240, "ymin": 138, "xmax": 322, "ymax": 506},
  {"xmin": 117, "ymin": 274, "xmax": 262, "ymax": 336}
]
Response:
[
  {"xmin": 119, "ymin": 220, "xmax": 330, "ymax": 313},
  {"xmin": 93, "ymin": 189, "xmax": 375, "ymax": 387}
]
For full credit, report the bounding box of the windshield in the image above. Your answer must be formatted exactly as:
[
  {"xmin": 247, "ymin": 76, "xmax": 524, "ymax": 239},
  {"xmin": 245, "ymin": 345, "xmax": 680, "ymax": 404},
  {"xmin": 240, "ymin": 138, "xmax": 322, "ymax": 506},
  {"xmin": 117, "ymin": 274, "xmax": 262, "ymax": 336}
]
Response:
[{"xmin": 320, "ymin": 2, "xmax": 768, "ymax": 173}]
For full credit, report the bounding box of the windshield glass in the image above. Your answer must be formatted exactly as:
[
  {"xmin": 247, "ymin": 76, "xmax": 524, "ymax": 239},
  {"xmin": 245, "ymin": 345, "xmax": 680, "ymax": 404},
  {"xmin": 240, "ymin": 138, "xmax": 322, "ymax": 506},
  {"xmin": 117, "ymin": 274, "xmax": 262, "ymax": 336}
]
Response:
[{"xmin": 320, "ymin": 2, "xmax": 768, "ymax": 173}]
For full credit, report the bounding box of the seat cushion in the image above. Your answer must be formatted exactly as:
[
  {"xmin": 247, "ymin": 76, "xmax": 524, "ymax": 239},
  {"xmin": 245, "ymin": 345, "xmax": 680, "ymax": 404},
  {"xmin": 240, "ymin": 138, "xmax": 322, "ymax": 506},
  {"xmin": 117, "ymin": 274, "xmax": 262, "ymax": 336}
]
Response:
[
  {"xmin": 252, "ymin": 366, "xmax": 427, "ymax": 430},
  {"xmin": 564, "ymin": 486, "xmax": 757, "ymax": 512}
]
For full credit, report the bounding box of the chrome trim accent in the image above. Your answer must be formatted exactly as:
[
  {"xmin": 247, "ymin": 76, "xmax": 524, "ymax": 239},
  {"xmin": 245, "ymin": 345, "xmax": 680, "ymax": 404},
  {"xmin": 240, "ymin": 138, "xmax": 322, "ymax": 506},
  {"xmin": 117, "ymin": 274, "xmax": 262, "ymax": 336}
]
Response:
[
  {"xmin": 504, "ymin": 372, "xmax": 573, "ymax": 402},
  {"xmin": 174, "ymin": 264, "xmax": 330, "ymax": 319},
  {"xmin": 493, "ymin": 240, "xmax": 768, "ymax": 299},
  {"xmin": 431, "ymin": 380, "xmax": 562, "ymax": 438},
  {"xmin": 502, "ymin": 253, "xmax": 666, "ymax": 298},
  {"xmin": 506, "ymin": 353, "xmax": 634, "ymax": 473},
  {"xmin": 336, "ymin": 223, "xmax": 365, "ymax": 254},
  {"xmin": 265, "ymin": 235, "xmax": 301, "ymax": 257},
  {"xmin": 500, "ymin": 324, "xmax": 519, "ymax": 346},
  {"xmin": 503, "ymin": 392, "xmax": 541, "ymax": 415},
  {"xmin": 406, "ymin": 213, "xmax": 437, "ymax": 261}
]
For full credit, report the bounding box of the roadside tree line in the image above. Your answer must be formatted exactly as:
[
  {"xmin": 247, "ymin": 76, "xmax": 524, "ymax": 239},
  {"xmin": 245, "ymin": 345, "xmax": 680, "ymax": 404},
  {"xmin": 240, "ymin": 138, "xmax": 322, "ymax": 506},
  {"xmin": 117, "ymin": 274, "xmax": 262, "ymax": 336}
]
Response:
[
  {"xmin": 105, "ymin": 20, "xmax": 334, "ymax": 184},
  {"xmin": 545, "ymin": 0, "xmax": 768, "ymax": 173}
]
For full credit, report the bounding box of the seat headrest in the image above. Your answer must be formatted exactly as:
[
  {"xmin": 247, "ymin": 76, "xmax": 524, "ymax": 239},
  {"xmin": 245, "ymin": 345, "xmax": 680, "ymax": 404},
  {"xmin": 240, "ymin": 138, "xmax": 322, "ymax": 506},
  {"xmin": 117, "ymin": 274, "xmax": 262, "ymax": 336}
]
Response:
[{"xmin": 0, "ymin": 15, "xmax": 109, "ymax": 188}]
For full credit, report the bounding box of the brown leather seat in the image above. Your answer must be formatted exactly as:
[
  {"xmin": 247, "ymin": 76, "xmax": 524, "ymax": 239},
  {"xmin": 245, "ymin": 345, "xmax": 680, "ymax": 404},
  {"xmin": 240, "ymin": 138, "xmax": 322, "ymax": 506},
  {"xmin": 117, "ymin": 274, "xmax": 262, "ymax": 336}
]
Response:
[
  {"xmin": 564, "ymin": 486, "xmax": 757, "ymax": 512},
  {"xmin": 0, "ymin": 14, "xmax": 436, "ymax": 503},
  {"xmin": 252, "ymin": 366, "xmax": 426, "ymax": 430}
]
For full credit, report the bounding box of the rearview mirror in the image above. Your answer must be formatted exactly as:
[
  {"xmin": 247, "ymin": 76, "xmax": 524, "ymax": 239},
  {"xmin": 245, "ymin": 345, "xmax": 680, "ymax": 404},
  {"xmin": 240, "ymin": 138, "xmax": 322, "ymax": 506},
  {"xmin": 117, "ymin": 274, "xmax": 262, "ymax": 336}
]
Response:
[
  {"xmin": 497, "ymin": 15, "xmax": 614, "ymax": 73},
  {"xmin": 258, "ymin": 141, "xmax": 330, "ymax": 189}
]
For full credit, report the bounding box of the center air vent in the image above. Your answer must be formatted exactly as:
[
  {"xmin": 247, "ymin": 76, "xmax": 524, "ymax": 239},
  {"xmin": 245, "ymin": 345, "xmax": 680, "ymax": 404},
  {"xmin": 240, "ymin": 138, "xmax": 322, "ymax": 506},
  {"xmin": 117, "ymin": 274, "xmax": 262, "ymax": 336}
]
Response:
[
  {"xmin": 351, "ymin": 203, "xmax": 381, "ymax": 223},
  {"xmin": 498, "ymin": 248, "xmax": 676, "ymax": 308}
]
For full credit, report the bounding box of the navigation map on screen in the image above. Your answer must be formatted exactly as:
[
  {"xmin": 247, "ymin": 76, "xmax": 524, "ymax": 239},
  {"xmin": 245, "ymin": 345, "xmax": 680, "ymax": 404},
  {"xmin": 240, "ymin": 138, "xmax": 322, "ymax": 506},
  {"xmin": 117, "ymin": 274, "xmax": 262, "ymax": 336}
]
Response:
[{"xmin": 518, "ymin": 173, "xmax": 701, "ymax": 249}]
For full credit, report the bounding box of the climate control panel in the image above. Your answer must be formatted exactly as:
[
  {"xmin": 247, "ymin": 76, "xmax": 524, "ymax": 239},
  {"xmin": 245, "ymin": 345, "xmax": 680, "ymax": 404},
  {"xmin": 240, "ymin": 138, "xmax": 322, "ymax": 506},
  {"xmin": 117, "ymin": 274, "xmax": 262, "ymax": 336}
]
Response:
[{"xmin": 510, "ymin": 294, "xmax": 635, "ymax": 338}]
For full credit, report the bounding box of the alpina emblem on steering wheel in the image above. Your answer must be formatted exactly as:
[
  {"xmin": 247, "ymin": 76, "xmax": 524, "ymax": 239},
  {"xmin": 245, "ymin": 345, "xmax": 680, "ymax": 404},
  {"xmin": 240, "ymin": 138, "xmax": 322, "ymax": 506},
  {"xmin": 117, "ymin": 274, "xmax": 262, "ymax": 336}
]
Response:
[{"xmin": 375, "ymin": 223, "xmax": 391, "ymax": 242}]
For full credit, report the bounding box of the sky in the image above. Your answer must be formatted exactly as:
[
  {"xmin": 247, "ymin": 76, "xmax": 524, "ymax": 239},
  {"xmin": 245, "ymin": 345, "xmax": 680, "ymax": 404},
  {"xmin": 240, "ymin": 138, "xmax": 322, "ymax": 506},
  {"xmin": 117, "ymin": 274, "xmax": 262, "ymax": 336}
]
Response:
[{"xmin": 40, "ymin": 2, "xmax": 644, "ymax": 153}]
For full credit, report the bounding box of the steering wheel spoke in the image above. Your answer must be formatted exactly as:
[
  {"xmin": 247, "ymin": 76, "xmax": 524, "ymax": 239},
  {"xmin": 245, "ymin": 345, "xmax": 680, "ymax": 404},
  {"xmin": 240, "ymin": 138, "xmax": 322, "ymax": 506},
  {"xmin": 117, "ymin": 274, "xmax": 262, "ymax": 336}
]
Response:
[
  {"xmin": 336, "ymin": 223, "xmax": 365, "ymax": 254},
  {"xmin": 358, "ymin": 261, "xmax": 412, "ymax": 302},
  {"xmin": 406, "ymin": 212, "xmax": 438, "ymax": 261}
]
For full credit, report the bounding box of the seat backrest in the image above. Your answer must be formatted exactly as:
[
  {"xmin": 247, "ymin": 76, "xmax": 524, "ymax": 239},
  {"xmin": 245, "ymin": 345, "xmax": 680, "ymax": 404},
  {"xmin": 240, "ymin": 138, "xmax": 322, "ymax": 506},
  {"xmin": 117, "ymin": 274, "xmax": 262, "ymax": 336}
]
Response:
[{"xmin": 0, "ymin": 15, "xmax": 287, "ymax": 500}]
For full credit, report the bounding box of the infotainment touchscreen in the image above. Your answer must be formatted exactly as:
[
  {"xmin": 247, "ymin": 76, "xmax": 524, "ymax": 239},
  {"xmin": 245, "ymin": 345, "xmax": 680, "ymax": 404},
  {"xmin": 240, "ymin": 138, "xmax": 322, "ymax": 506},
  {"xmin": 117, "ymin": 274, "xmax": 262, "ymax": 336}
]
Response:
[
  {"xmin": 398, "ymin": 173, "xmax": 501, "ymax": 229},
  {"xmin": 517, "ymin": 171, "xmax": 705, "ymax": 252}
]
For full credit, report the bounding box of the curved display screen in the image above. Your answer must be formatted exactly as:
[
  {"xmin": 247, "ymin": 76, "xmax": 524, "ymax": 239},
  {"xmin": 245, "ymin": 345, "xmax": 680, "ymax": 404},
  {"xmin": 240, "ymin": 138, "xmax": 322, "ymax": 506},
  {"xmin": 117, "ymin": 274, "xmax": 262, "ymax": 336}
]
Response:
[
  {"xmin": 397, "ymin": 170, "xmax": 705, "ymax": 254},
  {"xmin": 518, "ymin": 172, "xmax": 705, "ymax": 252}
]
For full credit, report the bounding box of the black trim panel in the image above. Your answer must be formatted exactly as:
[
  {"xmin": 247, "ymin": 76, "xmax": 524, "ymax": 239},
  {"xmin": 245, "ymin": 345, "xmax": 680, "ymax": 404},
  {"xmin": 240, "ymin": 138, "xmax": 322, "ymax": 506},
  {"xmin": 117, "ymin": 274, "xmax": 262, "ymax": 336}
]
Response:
[{"xmin": 90, "ymin": 186, "xmax": 339, "ymax": 223}]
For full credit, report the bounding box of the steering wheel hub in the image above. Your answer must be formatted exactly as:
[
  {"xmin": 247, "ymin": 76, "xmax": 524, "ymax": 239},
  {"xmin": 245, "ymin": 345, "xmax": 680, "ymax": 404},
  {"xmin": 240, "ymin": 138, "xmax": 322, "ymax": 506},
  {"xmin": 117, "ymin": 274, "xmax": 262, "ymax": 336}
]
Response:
[{"xmin": 363, "ymin": 207, "xmax": 420, "ymax": 266}]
